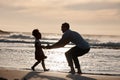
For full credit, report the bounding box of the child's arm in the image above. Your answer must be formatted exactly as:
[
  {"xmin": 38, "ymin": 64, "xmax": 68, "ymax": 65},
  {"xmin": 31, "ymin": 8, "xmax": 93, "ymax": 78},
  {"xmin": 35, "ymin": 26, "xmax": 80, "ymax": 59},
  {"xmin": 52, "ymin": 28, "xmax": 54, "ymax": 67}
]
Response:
[{"xmin": 42, "ymin": 43, "xmax": 50, "ymax": 49}]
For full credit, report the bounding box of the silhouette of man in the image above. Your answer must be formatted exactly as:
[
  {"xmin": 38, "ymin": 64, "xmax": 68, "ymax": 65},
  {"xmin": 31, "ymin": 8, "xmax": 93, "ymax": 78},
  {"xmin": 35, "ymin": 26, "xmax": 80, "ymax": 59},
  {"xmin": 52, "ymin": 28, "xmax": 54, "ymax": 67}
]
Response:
[{"xmin": 45, "ymin": 22, "xmax": 90, "ymax": 74}]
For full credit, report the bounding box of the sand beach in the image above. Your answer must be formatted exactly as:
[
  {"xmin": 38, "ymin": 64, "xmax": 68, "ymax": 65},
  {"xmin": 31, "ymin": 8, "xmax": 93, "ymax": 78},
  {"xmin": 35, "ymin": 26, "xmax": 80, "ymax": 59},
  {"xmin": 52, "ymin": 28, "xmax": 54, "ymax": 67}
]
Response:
[{"xmin": 0, "ymin": 67, "xmax": 120, "ymax": 80}]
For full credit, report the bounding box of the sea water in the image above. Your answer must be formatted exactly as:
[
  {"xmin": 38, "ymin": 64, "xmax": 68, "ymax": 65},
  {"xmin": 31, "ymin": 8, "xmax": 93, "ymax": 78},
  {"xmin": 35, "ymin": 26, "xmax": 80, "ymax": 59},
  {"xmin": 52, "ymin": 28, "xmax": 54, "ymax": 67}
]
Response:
[{"xmin": 0, "ymin": 32, "xmax": 120, "ymax": 75}]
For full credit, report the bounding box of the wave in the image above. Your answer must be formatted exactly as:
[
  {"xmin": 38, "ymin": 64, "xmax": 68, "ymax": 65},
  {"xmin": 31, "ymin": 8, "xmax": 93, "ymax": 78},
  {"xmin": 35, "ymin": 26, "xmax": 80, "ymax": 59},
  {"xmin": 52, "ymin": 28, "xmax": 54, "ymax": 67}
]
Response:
[
  {"xmin": 0, "ymin": 38, "xmax": 120, "ymax": 49},
  {"xmin": 90, "ymin": 42, "xmax": 120, "ymax": 49},
  {"xmin": 6, "ymin": 33, "xmax": 33, "ymax": 39},
  {"xmin": 0, "ymin": 39, "xmax": 33, "ymax": 44},
  {"xmin": 0, "ymin": 33, "xmax": 120, "ymax": 49},
  {"xmin": 3, "ymin": 33, "xmax": 59, "ymax": 40}
]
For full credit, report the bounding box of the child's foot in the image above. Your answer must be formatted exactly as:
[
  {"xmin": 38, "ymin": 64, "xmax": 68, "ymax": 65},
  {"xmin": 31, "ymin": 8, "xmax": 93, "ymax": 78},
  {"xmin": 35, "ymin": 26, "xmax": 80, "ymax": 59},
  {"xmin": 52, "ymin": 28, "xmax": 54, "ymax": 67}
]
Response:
[
  {"xmin": 44, "ymin": 69, "xmax": 50, "ymax": 71},
  {"xmin": 44, "ymin": 56, "xmax": 47, "ymax": 59},
  {"xmin": 31, "ymin": 67, "xmax": 35, "ymax": 71}
]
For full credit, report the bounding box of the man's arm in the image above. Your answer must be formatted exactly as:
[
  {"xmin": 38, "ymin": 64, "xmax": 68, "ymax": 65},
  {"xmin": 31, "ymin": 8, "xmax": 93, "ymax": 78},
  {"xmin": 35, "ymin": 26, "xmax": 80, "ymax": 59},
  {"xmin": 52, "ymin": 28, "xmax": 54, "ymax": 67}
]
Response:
[
  {"xmin": 45, "ymin": 31, "xmax": 71, "ymax": 49},
  {"xmin": 50, "ymin": 38, "xmax": 70, "ymax": 48},
  {"xmin": 46, "ymin": 35, "xmax": 70, "ymax": 49}
]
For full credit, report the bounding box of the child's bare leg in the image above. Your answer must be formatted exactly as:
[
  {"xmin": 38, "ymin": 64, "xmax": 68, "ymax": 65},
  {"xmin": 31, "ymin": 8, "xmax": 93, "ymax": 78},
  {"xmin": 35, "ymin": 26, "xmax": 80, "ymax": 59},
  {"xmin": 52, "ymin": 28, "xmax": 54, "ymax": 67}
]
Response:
[
  {"xmin": 31, "ymin": 60, "xmax": 41, "ymax": 71},
  {"xmin": 41, "ymin": 60, "xmax": 49, "ymax": 71}
]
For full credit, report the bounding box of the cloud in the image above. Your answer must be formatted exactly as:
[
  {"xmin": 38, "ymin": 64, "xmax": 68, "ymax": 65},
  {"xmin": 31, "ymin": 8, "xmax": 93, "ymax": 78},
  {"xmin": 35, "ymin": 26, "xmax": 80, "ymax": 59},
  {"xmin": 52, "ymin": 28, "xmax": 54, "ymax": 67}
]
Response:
[
  {"xmin": 1, "ymin": 0, "xmax": 120, "ymax": 11},
  {"xmin": 0, "ymin": 0, "xmax": 63, "ymax": 10},
  {"xmin": 0, "ymin": 4, "xmax": 25, "ymax": 11},
  {"xmin": 64, "ymin": 2, "xmax": 120, "ymax": 11},
  {"xmin": 0, "ymin": 0, "xmax": 120, "ymax": 25},
  {"xmin": 0, "ymin": 0, "xmax": 28, "ymax": 12}
]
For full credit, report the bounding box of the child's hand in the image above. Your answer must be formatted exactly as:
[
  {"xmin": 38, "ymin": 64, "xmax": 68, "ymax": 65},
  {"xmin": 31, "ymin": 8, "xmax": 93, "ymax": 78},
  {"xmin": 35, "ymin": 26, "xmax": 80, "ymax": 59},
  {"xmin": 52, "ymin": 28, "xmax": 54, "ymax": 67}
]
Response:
[
  {"xmin": 41, "ymin": 45, "xmax": 45, "ymax": 48},
  {"xmin": 42, "ymin": 43, "xmax": 51, "ymax": 49},
  {"xmin": 45, "ymin": 45, "xmax": 51, "ymax": 49}
]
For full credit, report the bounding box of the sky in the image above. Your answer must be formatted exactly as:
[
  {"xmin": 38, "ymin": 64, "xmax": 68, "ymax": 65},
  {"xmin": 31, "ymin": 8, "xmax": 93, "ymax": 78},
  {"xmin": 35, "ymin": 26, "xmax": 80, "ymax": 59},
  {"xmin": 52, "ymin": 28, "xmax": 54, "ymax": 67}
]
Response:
[{"xmin": 0, "ymin": 0, "xmax": 120, "ymax": 35}]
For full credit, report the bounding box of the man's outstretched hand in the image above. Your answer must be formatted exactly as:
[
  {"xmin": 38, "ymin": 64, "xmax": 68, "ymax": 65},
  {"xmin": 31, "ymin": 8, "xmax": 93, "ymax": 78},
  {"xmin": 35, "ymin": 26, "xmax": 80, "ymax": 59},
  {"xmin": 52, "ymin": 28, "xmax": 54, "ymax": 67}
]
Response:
[{"xmin": 45, "ymin": 45, "xmax": 51, "ymax": 49}]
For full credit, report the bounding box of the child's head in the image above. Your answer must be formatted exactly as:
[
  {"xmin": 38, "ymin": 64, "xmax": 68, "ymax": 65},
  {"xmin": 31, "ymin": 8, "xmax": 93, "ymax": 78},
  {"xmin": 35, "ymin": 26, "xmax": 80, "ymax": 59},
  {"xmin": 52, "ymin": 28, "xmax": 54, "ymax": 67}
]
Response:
[{"xmin": 32, "ymin": 29, "xmax": 41, "ymax": 39}]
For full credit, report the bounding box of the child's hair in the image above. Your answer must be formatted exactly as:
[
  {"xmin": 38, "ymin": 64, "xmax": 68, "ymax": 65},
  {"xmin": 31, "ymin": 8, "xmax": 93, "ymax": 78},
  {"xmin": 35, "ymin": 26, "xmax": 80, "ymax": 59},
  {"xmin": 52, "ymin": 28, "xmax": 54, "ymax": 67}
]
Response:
[{"xmin": 32, "ymin": 29, "xmax": 41, "ymax": 38}]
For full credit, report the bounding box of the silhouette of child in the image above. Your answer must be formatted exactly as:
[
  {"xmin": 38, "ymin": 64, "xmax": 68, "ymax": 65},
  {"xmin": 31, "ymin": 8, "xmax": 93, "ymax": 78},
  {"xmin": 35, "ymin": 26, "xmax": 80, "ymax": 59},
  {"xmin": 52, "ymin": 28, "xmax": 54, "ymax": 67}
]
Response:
[{"xmin": 31, "ymin": 29, "xmax": 49, "ymax": 71}]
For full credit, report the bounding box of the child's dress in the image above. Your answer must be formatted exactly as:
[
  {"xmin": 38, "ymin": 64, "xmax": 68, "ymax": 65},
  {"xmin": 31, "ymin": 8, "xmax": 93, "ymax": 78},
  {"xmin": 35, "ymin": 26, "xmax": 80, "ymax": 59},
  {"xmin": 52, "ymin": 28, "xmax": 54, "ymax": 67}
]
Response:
[{"xmin": 34, "ymin": 40, "xmax": 47, "ymax": 60}]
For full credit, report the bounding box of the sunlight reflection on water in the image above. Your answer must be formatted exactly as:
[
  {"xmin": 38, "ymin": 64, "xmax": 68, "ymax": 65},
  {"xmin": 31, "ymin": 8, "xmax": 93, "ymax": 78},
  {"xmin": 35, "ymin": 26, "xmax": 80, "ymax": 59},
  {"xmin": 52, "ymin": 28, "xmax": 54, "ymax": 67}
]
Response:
[
  {"xmin": 44, "ymin": 48, "xmax": 70, "ymax": 72},
  {"xmin": 0, "ymin": 43, "xmax": 120, "ymax": 75}
]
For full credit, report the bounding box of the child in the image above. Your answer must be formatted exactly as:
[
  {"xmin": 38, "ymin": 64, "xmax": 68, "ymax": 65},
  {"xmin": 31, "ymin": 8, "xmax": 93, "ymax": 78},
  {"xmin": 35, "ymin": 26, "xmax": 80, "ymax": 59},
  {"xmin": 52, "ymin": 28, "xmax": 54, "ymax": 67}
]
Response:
[{"xmin": 31, "ymin": 29, "xmax": 49, "ymax": 71}]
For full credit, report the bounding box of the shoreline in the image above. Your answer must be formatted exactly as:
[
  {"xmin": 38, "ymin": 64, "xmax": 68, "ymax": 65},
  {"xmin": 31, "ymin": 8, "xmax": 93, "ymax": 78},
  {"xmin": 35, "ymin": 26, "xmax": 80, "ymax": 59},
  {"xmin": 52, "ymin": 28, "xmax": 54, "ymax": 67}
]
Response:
[
  {"xmin": 0, "ymin": 67, "xmax": 120, "ymax": 76},
  {"xmin": 0, "ymin": 67, "xmax": 120, "ymax": 80}
]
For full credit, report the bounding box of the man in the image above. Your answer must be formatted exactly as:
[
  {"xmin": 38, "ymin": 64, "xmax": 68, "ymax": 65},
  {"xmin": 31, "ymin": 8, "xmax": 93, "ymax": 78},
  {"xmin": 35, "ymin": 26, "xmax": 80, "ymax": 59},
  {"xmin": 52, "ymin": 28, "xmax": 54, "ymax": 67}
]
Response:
[{"xmin": 45, "ymin": 22, "xmax": 90, "ymax": 74}]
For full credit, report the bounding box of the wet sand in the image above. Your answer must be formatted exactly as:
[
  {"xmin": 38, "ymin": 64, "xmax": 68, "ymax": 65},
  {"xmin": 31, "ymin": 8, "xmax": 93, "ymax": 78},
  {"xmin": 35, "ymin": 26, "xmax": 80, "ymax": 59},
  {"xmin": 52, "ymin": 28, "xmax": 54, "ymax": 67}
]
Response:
[{"xmin": 0, "ymin": 67, "xmax": 120, "ymax": 80}]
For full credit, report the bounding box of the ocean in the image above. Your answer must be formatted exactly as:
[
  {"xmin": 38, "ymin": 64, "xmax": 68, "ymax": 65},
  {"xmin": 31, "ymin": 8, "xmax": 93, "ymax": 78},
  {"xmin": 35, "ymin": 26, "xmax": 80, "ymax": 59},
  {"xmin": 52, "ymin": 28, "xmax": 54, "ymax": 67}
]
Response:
[{"xmin": 0, "ymin": 32, "xmax": 120, "ymax": 75}]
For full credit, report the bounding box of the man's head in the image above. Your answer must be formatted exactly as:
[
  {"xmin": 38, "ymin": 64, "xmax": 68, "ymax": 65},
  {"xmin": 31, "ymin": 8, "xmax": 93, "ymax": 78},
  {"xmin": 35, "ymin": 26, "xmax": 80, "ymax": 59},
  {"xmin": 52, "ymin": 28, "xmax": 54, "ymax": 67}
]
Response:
[{"xmin": 61, "ymin": 22, "xmax": 70, "ymax": 33}]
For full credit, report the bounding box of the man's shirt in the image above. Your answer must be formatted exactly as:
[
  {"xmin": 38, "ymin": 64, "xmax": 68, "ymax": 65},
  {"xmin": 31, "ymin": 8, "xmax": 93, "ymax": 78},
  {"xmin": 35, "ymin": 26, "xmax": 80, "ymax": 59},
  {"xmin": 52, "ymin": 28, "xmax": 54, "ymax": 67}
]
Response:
[{"xmin": 53, "ymin": 29, "xmax": 90, "ymax": 49}]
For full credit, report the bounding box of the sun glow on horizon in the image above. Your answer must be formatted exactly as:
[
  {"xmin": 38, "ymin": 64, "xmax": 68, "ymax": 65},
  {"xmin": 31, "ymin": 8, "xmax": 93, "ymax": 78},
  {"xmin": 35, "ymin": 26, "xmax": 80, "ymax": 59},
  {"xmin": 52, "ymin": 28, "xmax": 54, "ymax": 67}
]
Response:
[{"xmin": 0, "ymin": 0, "xmax": 120, "ymax": 35}]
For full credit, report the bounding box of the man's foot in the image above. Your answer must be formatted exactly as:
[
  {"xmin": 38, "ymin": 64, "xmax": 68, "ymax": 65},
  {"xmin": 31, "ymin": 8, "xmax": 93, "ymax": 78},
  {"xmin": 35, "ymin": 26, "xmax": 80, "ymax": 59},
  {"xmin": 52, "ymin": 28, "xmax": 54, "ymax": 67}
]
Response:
[
  {"xmin": 44, "ymin": 69, "xmax": 50, "ymax": 71},
  {"xmin": 31, "ymin": 67, "xmax": 35, "ymax": 71},
  {"xmin": 77, "ymin": 70, "xmax": 82, "ymax": 74},
  {"xmin": 68, "ymin": 70, "xmax": 75, "ymax": 74},
  {"xmin": 77, "ymin": 68, "xmax": 82, "ymax": 74}
]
